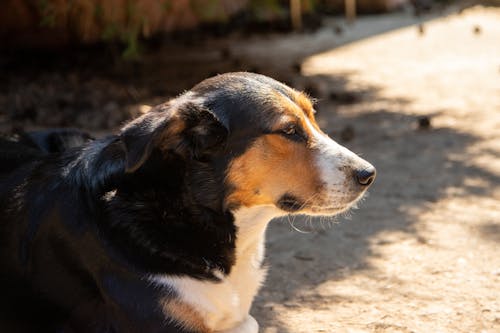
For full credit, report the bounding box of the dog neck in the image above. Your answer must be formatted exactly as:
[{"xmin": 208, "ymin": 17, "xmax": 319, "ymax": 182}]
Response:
[
  {"xmin": 231, "ymin": 206, "xmax": 284, "ymax": 262},
  {"xmin": 150, "ymin": 206, "xmax": 284, "ymax": 332}
]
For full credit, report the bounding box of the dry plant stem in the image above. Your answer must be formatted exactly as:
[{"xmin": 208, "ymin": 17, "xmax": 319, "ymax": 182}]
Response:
[
  {"xmin": 290, "ymin": 0, "xmax": 303, "ymax": 31},
  {"xmin": 345, "ymin": 0, "xmax": 357, "ymax": 24}
]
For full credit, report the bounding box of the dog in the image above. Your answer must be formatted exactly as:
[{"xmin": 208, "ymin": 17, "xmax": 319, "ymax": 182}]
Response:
[
  {"xmin": 0, "ymin": 72, "xmax": 375, "ymax": 333},
  {"xmin": 0, "ymin": 128, "xmax": 93, "ymax": 175}
]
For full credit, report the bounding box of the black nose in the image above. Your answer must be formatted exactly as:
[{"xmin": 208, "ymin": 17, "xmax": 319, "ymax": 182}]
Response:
[{"xmin": 356, "ymin": 167, "xmax": 376, "ymax": 186}]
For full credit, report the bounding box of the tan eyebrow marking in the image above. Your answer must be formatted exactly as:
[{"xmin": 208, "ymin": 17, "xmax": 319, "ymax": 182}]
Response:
[
  {"xmin": 293, "ymin": 91, "xmax": 316, "ymax": 119},
  {"xmin": 271, "ymin": 90, "xmax": 321, "ymax": 138}
]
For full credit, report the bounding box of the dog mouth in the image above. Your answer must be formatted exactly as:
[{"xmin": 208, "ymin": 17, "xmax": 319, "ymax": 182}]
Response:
[
  {"xmin": 277, "ymin": 194, "xmax": 304, "ymax": 212},
  {"xmin": 277, "ymin": 192, "xmax": 365, "ymax": 215},
  {"xmin": 277, "ymin": 194, "xmax": 351, "ymax": 215}
]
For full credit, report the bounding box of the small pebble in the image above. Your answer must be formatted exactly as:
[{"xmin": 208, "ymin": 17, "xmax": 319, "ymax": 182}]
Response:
[
  {"xmin": 248, "ymin": 67, "xmax": 260, "ymax": 74},
  {"xmin": 303, "ymin": 83, "xmax": 320, "ymax": 97},
  {"xmin": 340, "ymin": 125, "xmax": 355, "ymax": 142},
  {"xmin": 473, "ymin": 25, "xmax": 482, "ymax": 35},
  {"xmin": 293, "ymin": 254, "xmax": 314, "ymax": 261},
  {"xmin": 231, "ymin": 58, "xmax": 243, "ymax": 68},
  {"xmin": 139, "ymin": 105, "xmax": 152, "ymax": 114},
  {"xmin": 333, "ymin": 25, "xmax": 343, "ymax": 35},
  {"xmin": 328, "ymin": 90, "xmax": 360, "ymax": 104},
  {"xmin": 417, "ymin": 116, "xmax": 431, "ymax": 130},
  {"xmin": 417, "ymin": 24, "xmax": 425, "ymax": 36},
  {"xmin": 220, "ymin": 47, "xmax": 231, "ymax": 59},
  {"xmin": 291, "ymin": 62, "xmax": 302, "ymax": 73},
  {"xmin": 283, "ymin": 302, "xmax": 300, "ymax": 308}
]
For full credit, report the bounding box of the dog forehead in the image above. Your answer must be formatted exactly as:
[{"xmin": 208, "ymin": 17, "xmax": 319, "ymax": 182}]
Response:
[
  {"xmin": 193, "ymin": 72, "xmax": 293, "ymax": 97},
  {"xmin": 192, "ymin": 73, "xmax": 313, "ymax": 130}
]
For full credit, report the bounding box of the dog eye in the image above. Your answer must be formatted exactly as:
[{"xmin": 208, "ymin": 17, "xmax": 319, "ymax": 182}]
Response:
[
  {"xmin": 280, "ymin": 125, "xmax": 306, "ymax": 142},
  {"xmin": 282, "ymin": 126, "xmax": 297, "ymax": 136}
]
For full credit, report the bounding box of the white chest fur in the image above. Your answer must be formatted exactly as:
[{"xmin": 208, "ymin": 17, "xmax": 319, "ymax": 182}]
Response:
[{"xmin": 151, "ymin": 206, "xmax": 282, "ymax": 332}]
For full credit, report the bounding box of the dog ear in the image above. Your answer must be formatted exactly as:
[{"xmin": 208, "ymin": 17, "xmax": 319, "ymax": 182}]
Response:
[
  {"xmin": 120, "ymin": 107, "xmax": 174, "ymax": 173},
  {"xmin": 120, "ymin": 102, "xmax": 228, "ymax": 173},
  {"xmin": 181, "ymin": 103, "xmax": 228, "ymax": 162}
]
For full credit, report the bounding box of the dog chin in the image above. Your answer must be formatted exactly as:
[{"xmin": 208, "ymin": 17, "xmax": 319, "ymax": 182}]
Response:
[
  {"xmin": 304, "ymin": 205, "xmax": 353, "ymax": 216},
  {"xmin": 276, "ymin": 190, "xmax": 368, "ymax": 216}
]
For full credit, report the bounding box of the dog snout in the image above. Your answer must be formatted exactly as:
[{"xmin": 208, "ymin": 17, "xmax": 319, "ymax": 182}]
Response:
[{"xmin": 355, "ymin": 166, "xmax": 376, "ymax": 187}]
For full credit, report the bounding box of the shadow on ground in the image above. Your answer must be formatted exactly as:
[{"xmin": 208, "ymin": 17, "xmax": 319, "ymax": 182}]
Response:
[{"xmin": 477, "ymin": 223, "xmax": 500, "ymax": 243}]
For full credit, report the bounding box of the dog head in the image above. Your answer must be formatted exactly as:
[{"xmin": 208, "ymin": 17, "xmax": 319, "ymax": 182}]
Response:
[{"xmin": 120, "ymin": 72, "xmax": 375, "ymax": 216}]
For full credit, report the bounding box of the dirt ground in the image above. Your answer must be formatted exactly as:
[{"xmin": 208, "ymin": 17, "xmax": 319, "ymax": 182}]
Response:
[
  {"xmin": 251, "ymin": 6, "xmax": 500, "ymax": 333},
  {"xmin": 1, "ymin": 4, "xmax": 499, "ymax": 333}
]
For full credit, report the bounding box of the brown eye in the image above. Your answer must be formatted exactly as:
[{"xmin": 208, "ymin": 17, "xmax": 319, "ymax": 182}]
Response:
[
  {"xmin": 279, "ymin": 124, "xmax": 306, "ymax": 142},
  {"xmin": 282, "ymin": 125, "xmax": 296, "ymax": 136}
]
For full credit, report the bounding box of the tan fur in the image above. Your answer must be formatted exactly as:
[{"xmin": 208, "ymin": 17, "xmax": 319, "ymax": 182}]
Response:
[
  {"xmin": 225, "ymin": 134, "xmax": 322, "ymax": 209},
  {"xmin": 225, "ymin": 90, "xmax": 327, "ymax": 209},
  {"xmin": 160, "ymin": 298, "xmax": 211, "ymax": 333},
  {"xmin": 157, "ymin": 114, "xmax": 187, "ymax": 152},
  {"xmin": 292, "ymin": 91, "xmax": 323, "ymax": 132},
  {"xmin": 273, "ymin": 90, "xmax": 320, "ymax": 132},
  {"xmin": 293, "ymin": 91, "xmax": 315, "ymax": 119}
]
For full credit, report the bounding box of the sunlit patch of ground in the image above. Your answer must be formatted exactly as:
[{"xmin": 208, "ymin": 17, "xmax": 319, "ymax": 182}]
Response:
[{"xmin": 253, "ymin": 6, "xmax": 500, "ymax": 333}]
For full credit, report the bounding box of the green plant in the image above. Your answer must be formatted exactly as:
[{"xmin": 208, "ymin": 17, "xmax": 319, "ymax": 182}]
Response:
[
  {"xmin": 100, "ymin": 0, "xmax": 145, "ymax": 60},
  {"xmin": 38, "ymin": 0, "xmax": 57, "ymax": 28}
]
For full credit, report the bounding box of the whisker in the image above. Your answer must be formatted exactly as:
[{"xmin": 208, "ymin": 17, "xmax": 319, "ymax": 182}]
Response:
[
  {"xmin": 307, "ymin": 215, "xmax": 315, "ymax": 232},
  {"xmin": 289, "ymin": 217, "xmax": 311, "ymax": 234},
  {"xmin": 286, "ymin": 212, "xmax": 311, "ymax": 234}
]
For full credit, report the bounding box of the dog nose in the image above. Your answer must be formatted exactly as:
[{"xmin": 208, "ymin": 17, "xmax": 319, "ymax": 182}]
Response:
[{"xmin": 356, "ymin": 167, "xmax": 376, "ymax": 186}]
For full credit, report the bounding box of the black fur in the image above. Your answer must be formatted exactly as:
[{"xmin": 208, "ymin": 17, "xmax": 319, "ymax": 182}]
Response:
[{"xmin": 0, "ymin": 72, "xmax": 298, "ymax": 332}]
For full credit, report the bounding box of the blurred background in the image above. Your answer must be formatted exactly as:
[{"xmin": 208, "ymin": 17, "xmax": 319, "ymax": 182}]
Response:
[
  {"xmin": 0, "ymin": 0, "xmax": 486, "ymax": 132},
  {"xmin": 1, "ymin": 1, "xmax": 499, "ymax": 332}
]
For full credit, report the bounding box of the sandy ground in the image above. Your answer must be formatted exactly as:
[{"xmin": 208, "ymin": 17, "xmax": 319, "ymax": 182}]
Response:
[
  {"xmin": 248, "ymin": 6, "xmax": 500, "ymax": 333},
  {"xmin": 2, "ymin": 4, "xmax": 499, "ymax": 333}
]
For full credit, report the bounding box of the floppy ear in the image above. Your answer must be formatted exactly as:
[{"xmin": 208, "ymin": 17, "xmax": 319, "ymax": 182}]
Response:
[
  {"xmin": 120, "ymin": 102, "xmax": 228, "ymax": 173},
  {"xmin": 120, "ymin": 107, "xmax": 173, "ymax": 173},
  {"xmin": 181, "ymin": 103, "xmax": 228, "ymax": 162}
]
